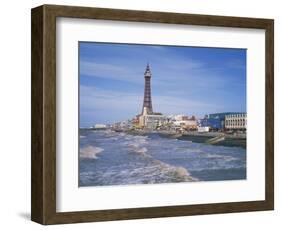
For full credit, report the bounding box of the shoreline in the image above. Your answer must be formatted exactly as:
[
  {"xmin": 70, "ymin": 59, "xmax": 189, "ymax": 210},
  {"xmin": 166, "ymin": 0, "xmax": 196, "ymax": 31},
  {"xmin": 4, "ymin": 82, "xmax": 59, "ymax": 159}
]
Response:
[
  {"xmin": 124, "ymin": 129, "xmax": 247, "ymax": 149},
  {"xmin": 81, "ymin": 128, "xmax": 246, "ymax": 149}
]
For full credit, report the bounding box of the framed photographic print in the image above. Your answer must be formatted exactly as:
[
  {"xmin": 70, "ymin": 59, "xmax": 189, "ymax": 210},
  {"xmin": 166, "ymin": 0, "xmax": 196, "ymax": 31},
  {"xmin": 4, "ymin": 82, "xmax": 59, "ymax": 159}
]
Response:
[{"xmin": 31, "ymin": 4, "xmax": 274, "ymax": 225}]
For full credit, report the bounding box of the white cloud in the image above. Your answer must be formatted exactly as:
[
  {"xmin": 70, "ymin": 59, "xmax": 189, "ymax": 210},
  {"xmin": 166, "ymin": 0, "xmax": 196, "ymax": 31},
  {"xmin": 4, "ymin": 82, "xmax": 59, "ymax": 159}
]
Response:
[
  {"xmin": 80, "ymin": 52, "xmax": 206, "ymax": 86},
  {"xmin": 80, "ymin": 85, "xmax": 142, "ymax": 112},
  {"xmin": 80, "ymin": 85, "xmax": 219, "ymax": 120},
  {"xmin": 80, "ymin": 60, "xmax": 143, "ymax": 84}
]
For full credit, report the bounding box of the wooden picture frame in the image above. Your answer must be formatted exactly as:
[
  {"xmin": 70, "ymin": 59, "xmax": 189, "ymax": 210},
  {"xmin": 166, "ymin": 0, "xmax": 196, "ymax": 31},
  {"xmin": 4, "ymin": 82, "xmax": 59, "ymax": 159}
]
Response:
[{"xmin": 31, "ymin": 4, "xmax": 274, "ymax": 225}]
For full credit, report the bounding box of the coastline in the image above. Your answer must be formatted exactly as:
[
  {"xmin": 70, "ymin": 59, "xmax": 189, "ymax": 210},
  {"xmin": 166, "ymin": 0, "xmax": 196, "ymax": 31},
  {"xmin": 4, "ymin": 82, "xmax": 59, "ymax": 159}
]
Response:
[
  {"xmin": 123, "ymin": 129, "xmax": 246, "ymax": 149},
  {"xmin": 81, "ymin": 128, "xmax": 246, "ymax": 149}
]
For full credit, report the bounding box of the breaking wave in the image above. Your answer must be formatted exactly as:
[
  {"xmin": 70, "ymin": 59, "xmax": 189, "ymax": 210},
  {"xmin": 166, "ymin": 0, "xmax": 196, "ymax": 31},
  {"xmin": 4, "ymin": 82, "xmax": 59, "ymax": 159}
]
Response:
[
  {"xmin": 203, "ymin": 153, "xmax": 238, "ymax": 161},
  {"xmin": 80, "ymin": 146, "xmax": 104, "ymax": 159},
  {"xmin": 80, "ymin": 160, "xmax": 196, "ymax": 186}
]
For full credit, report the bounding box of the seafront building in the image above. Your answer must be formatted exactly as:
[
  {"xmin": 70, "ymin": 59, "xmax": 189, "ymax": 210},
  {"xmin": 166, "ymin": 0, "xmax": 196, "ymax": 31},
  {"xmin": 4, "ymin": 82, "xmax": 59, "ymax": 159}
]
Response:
[
  {"xmin": 225, "ymin": 113, "xmax": 247, "ymax": 131},
  {"xmin": 198, "ymin": 112, "xmax": 246, "ymax": 131},
  {"xmin": 198, "ymin": 126, "xmax": 210, "ymax": 132},
  {"xmin": 198, "ymin": 113, "xmax": 234, "ymax": 130},
  {"xmin": 172, "ymin": 115, "xmax": 197, "ymax": 131},
  {"xmin": 93, "ymin": 124, "xmax": 107, "ymax": 129},
  {"xmin": 139, "ymin": 107, "xmax": 167, "ymax": 129},
  {"xmin": 174, "ymin": 114, "xmax": 189, "ymax": 121},
  {"xmin": 112, "ymin": 120, "xmax": 133, "ymax": 130}
]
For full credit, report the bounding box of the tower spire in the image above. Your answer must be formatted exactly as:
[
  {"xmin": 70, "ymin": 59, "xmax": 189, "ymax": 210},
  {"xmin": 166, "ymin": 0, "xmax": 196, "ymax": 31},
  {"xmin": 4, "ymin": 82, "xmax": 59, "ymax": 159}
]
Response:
[{"xmin": 146, "ymin": 62, "xmax": 150, "ymax": 71}]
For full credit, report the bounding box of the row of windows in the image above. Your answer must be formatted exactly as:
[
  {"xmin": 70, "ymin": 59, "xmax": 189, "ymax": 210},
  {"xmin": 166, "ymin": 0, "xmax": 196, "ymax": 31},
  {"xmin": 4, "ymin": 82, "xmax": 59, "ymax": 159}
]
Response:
[
  {"xmin": 225, "ymin": 114, "xmax": 246, "ymax": 118},
  {"xmin": 225, "ymin": 118, "xmax": 247, "ymax": 127}
]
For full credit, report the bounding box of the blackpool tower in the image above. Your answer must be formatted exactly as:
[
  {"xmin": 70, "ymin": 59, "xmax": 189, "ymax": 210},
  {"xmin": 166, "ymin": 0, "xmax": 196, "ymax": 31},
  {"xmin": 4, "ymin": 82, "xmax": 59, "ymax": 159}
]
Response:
[{"xmin": 142, "ymin": 63, "xmax": 153, "ymax": 114}]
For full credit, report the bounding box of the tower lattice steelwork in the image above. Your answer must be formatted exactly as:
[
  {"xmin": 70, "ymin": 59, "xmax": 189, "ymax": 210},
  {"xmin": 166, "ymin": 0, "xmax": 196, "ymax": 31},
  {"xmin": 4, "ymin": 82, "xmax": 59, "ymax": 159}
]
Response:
[{"xmin": 142, "ymin": 64, "xmax": 153, "ymax": 114}]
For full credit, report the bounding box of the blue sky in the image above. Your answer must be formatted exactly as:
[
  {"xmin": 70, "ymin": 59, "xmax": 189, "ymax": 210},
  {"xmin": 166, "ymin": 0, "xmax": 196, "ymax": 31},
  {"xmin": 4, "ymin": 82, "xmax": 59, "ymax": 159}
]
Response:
[{"xmin": 79, "ymin": 42, "xmax": 246, "ymax": 127}]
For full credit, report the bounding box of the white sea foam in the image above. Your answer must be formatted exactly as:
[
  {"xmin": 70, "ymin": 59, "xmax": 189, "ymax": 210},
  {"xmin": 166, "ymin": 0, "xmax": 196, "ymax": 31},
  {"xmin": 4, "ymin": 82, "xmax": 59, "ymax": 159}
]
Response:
[
  {"xmin": 190, "ymin": 149, "xmax": 204, "ymax": 153},
  {"xmin": 124, "ymin": 135, "xmax": 150, "ymax": 157},
  {"xmin": 174, "ymin": 166, "xmax": 190, "ymax": 177},
  {"xmin": 134, "ymin": 147, "xmax": 149, "ymax": 155},
  {"xmin": 154, "ymin": 159, "xmax": 198, "ymax": 182},
  {"xmin": 128, "ymin": 141, "xmax": 151, "ymax": 159},
  {"xmin": 80, "ymin": 155, "xmax": 198, "ymax": 186},
  {"xmin": 204, "ymin": 153, "xmax": 237, "ymax": 161},
  {"xmin": 80, "ymin": 146, "xmax": 104, "ymax": 159},
  {"xmin": 128, "ymin": 142, "xmax": 140, "ymax": 148},
  {"xmin": 80, "ymin": 135, "xmax": 86, "ymax": 138},
  {"xmin": 129, "ymin": 145, "xmax": 151, "ymax": 158}
]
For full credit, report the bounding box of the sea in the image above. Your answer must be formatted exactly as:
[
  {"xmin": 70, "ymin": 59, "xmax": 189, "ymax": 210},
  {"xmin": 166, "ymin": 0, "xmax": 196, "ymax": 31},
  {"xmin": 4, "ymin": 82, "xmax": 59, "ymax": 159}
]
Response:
[{"xmin": 79, "ymin": 129, "xmax": 246, "ymax": 187}]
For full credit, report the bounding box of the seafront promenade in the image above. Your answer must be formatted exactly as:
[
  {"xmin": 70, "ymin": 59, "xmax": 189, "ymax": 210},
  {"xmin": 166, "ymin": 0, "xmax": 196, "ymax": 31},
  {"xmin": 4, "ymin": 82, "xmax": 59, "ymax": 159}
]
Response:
[
  {"xmin": 119, "ymin": 129, "xmax": 247, "ymax": 149},
  {"xmin": 85, "ymin": 126, "xmax": 246, "ymax": 149}
]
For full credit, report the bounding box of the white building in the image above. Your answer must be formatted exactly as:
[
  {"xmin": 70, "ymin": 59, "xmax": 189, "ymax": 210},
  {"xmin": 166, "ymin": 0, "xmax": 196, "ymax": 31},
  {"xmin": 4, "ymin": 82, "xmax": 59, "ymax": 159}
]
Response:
[
  {"xmin": 198, "ymin": 126, "xmax": 210, "ymax": 132},
  {"xmin": 139, "ymin": 107, "xmax": 166, "ymax": 129},
  {"xmin": 174, "ymin": 114, "xmax": 189, "ymax": 121},
  {"xmin": 173, "ymin": 120, "xmax": 197, "ymax": 129},
  {"xmin": 171, "ymin": 114, "xmax": 197, "ymax": 130},
  {"xmin": 94, "ymin": 124, "xmax": 107, "ymax": 129},
  {"xmin": 225, "ymin": 113, "xmax": 247, "ymax": 130}
]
